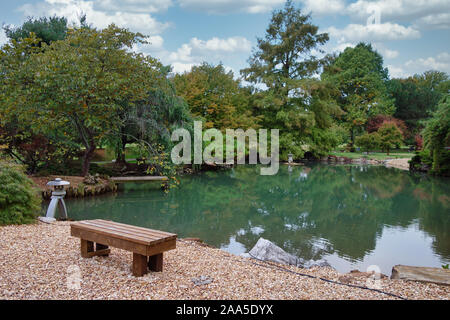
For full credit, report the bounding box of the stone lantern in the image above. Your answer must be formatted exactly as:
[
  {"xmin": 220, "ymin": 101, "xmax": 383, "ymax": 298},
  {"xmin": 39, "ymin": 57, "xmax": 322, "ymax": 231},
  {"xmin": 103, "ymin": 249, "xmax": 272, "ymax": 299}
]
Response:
[
  {"xmin": 45, "ymin": 178, "xmax": 70, "ymax": 220},
  {"xmin": 288, "ymin": 153, "xmax": 293, "ymax": 164}
]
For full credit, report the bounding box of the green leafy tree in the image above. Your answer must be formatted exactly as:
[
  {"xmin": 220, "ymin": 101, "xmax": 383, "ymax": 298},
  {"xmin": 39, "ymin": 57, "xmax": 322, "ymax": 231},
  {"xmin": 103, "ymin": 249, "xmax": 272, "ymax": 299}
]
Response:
[
  {"xmin": 378, "ymin": 122, "xmax": 403, "ymax": 155},
  {"xmin": 355, "ymin": 132, "xmax": 381, "ymax": 153},
  {"xmin": 3, "ymin": 16, "xmax": 68, "ymax": 46},
  {"xmin": 0, "ymin": 161, "xmax": 41, "ymax": 225},
  {"xmin": 422, "ymin": 95, "xmax": 450, "ymax": 176},
  {"xmin": 241, "ymin": 0, "xmax": 340, "ymax": 159},
  {"xmin": 111, "ymin": 65, "xmax": 193, "ymax": 165},
  {"xmin": 389, "ymin": 70, "xmax": 449, "ymax": 138},
  {"xmin": 322, "ymin": 43, "xmax": 395, "ymax": 146},
  {"xmin": 1, "ymin": 25, "xmax": 162, "ymax": 176}
]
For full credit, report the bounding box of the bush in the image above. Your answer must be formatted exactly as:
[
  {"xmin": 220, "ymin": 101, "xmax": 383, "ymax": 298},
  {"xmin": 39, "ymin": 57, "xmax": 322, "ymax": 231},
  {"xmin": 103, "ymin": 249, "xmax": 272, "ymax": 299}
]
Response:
[
  {"xmin": 0, "ymin": 161, "xmax": 41, "ymax": 225},
  {"xmin": 355, "ymin": 132, "xmax": 381, "ymax": 153}
]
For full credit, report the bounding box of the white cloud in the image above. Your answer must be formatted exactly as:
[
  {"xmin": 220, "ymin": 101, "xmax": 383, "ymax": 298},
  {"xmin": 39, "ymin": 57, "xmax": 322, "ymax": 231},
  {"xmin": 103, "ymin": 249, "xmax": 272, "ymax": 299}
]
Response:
[
  {"xmin": 332, "ymin": 42, "xmax": 355, "ymax": 53},
  {"xmin": 19, "ymin": 0, "xmax": 169, "ymax": 35},
  {"xmin": 0, "ymin": 29, "xmax": 7, "ymax": 46},
  {"xmin": 177, "ymin": 0, "xmax": 285, "ymax": 14},
  {"xmin": 150, "ymin": 36, "xmax": 252, "ymax": 73},
  {"xmin": 301, "ymin": 0, "xmax": 346, "ymax": 16},
  {"xmin": 389, "ymin": 52, "xmax": 450, "ymax": 78},
  {"xmin": 347, "ymin": 0, "xmax": 450, "ymax": 29},
  {"xmin": 372, "ymin": 43, "xmax": 399, "ymax": 59},
  {"xmin": 94, "ymin": 0, "xmax": 173, "ymax": 13},
  {"xmin": 415, "ymin": 13, "xmax": 450, "ymax": 30},
  {"xmin": 327, "ymin": 23, "xmax": 420, "ymax": 43},
  {"xmin": 387, "ymin": 65, "xmax": 407, "ymax": 78}
]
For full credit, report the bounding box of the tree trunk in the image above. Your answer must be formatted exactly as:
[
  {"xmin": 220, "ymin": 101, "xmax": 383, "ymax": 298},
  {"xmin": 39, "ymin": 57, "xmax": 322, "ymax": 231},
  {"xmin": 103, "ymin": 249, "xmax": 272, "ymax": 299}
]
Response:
[
  {"xmin": 115, "ymin": 134, "xmax": 127, "ymax": 165},
  {"xmin": 81, "ymin": 144, "xmax": 95, "ymax": 177}
]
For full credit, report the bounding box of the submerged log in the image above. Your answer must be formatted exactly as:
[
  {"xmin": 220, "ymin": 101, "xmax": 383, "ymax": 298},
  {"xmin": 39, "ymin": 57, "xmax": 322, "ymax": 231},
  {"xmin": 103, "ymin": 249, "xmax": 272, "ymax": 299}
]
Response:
[{"xmin": 391, "ymin": 265, "xmax": 450, "ymax": 286}]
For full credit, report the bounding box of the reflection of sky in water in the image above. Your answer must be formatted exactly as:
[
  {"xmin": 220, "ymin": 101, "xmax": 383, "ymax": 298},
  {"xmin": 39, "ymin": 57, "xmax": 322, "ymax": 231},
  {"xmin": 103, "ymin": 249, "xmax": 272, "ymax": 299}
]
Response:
[{"xmin": 222, "ymin": 222, "xmax": 446, "ymax": 275}]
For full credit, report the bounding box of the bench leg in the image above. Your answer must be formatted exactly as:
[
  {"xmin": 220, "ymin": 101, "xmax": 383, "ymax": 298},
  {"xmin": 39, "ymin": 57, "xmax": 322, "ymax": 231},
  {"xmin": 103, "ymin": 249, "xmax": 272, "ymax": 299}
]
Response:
[
  {"xmin": 132, "ymin": 253, "xmax": 148, "ymax": 277},
  {"xmin": 80, "ymin": 239, "xmax": 94, "ymax": 258},
  {"xmin": 148, "ymin": 253, "xmax": 163, "ymax": 272}
]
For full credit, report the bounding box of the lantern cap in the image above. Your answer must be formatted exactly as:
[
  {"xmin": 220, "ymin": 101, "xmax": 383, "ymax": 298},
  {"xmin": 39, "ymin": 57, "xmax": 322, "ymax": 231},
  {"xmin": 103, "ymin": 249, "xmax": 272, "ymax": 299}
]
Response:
[{"xmin": 47, "ymin": 178, "xmax": 70, "ymax": 187}]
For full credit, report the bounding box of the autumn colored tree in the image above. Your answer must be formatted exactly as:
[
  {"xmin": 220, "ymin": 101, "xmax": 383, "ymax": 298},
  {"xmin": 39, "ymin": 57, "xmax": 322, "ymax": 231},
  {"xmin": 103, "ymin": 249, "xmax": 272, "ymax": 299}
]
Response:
[
  {"xmin": 174, "ymin": 62, "xmax": 257, "ymax": 130},
  {"xmin": 367, "ymin": 115, "xmax": 407, "ymax": 139},
  {"xmin": 0, "ymin": 25, "xmax": 162, "ymax": 176}
]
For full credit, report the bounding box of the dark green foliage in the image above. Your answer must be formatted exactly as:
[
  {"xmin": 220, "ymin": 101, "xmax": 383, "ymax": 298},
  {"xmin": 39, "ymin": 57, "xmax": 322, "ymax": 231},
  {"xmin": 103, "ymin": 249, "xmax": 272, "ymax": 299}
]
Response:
[
  {"xmin": 422, "ymin": 95, "xmax": 450, "ymax": 176},
  {"xmin": 4, "ymin": 16, "xmax": 68, "ymax": 46},
  {"xmin": 322, "ymin": 43, "xmax": 395, "ymax": 144},
  {"xmin": 388, "ymin": 71, "xmax": 449, "ymax": 139},
  {"xmin": 0, "ymin": 161, "xmax": 41, "ymax": 225}
]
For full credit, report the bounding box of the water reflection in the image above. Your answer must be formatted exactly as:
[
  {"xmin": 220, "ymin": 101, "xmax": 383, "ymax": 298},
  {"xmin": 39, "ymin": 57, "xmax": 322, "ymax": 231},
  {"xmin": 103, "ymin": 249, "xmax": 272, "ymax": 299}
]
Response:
[{"xmin": 57, "ymin": 164, "xmax": 450, "ymax": 274}]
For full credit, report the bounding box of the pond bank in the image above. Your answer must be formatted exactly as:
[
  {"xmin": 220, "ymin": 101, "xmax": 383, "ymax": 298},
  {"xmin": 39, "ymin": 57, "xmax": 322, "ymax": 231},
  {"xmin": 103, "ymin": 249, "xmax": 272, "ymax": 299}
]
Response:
[
  {"xmin": 30, "ymin": 175, "xmax": 118, "ymax": 200},
  {"xmin": 0, "ymin": 221, "xmax": 448, "ymax": 300}
]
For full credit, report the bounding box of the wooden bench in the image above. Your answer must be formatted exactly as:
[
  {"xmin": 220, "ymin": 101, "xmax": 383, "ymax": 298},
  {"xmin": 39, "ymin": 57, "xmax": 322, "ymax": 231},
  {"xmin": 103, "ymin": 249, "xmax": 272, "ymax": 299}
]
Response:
[{"xmin": 70, "ymin": 219, "xmax": 177, "ymax": 277}]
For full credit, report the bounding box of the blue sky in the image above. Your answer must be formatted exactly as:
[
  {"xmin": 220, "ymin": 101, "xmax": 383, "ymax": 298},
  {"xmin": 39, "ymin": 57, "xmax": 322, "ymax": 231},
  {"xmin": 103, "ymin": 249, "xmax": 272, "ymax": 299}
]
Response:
[{"xmin": 1, "ymin": 0, "xmax": 449, "ymax": 78}]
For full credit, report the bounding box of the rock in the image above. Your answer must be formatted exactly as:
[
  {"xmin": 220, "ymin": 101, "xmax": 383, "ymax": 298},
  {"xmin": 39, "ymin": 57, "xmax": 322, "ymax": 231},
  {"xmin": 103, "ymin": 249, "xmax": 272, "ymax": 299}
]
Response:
[
  {"xmin": 191, "ymin": 275, "xmax": 213, "ymax": 286},
  {"xmin": 304, "ymin": 259, "xmax": 332, "ymax": 269},
  {"xmin": 83, "ymin": 174, "xmax": 98, "ymax": 185},
  {"xmin": 391, "ymin": 265, "xmax": 450, "ymax": 286},
  {"xmin": 247, "ymin": 238, "xmax": 304, "ymax": 267},
  {"xmin": 38, "ymin": 217, "xmax": 56, "ymax": 224}
]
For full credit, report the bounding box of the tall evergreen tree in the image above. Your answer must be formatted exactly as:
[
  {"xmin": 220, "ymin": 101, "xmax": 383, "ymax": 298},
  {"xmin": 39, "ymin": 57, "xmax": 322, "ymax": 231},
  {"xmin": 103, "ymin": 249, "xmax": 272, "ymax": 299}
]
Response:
[{"xmin": 241, "ymin": 0, "xmax": 340, "ymax": 159}]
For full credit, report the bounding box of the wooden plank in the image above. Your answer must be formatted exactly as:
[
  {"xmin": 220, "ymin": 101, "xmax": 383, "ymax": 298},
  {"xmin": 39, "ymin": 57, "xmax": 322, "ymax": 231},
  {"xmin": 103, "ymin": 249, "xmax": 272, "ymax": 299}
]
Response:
[
  {"xmin": 391, "ymin": 265, "xmax": 450, "ymax": 286},
  {"xmin": 146, "ymin": 239, "xmax": 176, "ymax": 256},
  {"xmin": 85, "ymin": 220, "xmax": 175, "ymax": 243},
  {"xmin": 71, "ymin": 222, "xmax": 159, "ymax": 245},
  {"xmin": 71, "ymin": 227, "xmax": 148, "ymax": 255},
  {"xmin": 111, "ymin": 176, "xmax": 168, "ymax": 183},
  {"xmin": 133, "ymin": 253, "xmax": 148, "ymax": 277},
  {"xmin": 148, "ymin": 253, "xmax": 163, "ymax": 272},
  {"xmin": 79, "ymin": 221, "xmax": 163, "ymax": 243},
  {"xmin": 91, "ymin": 219, "xmax": 177, "ymax": 239},
  {"xmin": 93, "ymin": 220, "xmax": 177, "ymax": 239},
  {"xmin": 85, "ymin": 248, "xmax": 111, "ymax": 258}
]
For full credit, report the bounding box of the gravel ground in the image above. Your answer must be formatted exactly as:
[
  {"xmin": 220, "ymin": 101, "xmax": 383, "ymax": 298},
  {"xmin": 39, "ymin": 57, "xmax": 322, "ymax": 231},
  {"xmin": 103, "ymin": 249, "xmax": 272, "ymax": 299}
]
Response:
[{"xmin": 0, "ymin": 221, "xmax": 449, "ymax": 300}]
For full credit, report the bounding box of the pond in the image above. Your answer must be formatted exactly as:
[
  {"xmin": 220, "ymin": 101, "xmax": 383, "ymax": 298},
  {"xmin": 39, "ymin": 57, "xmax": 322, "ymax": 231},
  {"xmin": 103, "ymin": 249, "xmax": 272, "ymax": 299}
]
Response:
[{"xmin": 52, "ymin": 164, "xmax": 450, "ymax": 275}]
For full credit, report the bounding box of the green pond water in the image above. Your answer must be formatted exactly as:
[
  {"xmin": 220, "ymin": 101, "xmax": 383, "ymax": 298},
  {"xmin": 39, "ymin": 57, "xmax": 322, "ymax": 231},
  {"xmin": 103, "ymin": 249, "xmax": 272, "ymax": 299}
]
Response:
[{"xmin": 52, "ymin": 164, "xmax": 450, "ymax": 275}]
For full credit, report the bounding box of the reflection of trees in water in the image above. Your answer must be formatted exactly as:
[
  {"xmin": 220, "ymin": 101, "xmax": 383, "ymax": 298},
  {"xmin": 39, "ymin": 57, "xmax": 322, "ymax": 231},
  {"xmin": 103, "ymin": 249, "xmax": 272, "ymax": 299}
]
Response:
[{"xmin": 66, "ymin": 165, "xmax": 450, "ymax": 262}]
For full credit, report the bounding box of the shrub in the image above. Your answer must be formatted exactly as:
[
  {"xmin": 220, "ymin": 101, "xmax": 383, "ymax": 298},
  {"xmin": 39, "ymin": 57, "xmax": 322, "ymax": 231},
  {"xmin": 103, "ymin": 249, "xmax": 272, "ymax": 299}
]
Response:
[
  {"xmin": 355, "ymin": 132, "xmax": 381, "ymax": 153},
  {"xmin": 0, "ymin": 161, "xmax": 41, "ymax": 225}
]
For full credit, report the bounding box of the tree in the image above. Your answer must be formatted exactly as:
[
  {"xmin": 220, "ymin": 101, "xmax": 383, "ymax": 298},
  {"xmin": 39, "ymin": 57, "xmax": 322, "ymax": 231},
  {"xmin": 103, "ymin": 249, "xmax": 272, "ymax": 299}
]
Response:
[
  {"xmin": 355, "ymin": 132, "xmax": 381, "ymax": 153},
  {"xmin": 3, "ymin": 16, "xmax": 68, "ymax": 46},
  {"xmin": 174, "ymin": 62, "xmax": 257, "ymax": 130},
  {"xmin": 111, "ymin": 65, "xmax": 193, "ymax": 164},
  {"xmin": 366, "ymin": 115, "xmax": 407, "ymax": 138},
  {"xmin": 388, "ymin": 71, "xmax": 449, "ymax": 138},
  {"xmin": 322, "ymin": 43, "xmax": 395, "ymax": 146},
  {"xmin": 241, "ymin": 0, "xmax": 340, "ymax": 159},
  {"xmin": 0, "ymin": 161, "xmax": 41, "ymax": 225},
  {"xmin": 0, "ymin": 25, "xmax": 162, "ymax": 176},
  {"xmin": 422, "ymin": 95, "xmax": 450, "ymax": 176},
  {"xmin": 378, "ymin": 123, "xmax": 403, "ymax": 155}
]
